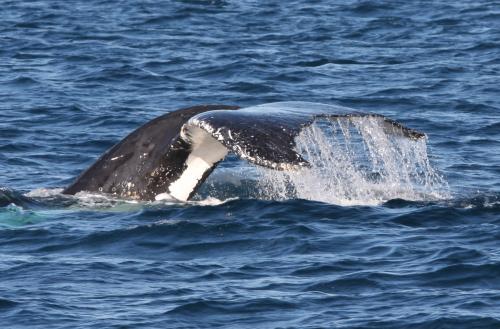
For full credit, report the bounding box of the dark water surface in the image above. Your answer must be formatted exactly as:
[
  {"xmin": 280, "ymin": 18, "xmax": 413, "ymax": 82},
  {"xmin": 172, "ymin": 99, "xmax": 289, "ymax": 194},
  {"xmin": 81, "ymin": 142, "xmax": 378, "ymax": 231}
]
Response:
[{"xmin": 1, "ymin": 1, "xmax": 499, "ymax": 328}]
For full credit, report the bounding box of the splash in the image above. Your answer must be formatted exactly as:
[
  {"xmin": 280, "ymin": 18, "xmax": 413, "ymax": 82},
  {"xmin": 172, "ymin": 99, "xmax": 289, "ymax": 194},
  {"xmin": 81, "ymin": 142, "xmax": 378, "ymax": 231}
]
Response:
[
  {"xmin": 257, "ymin": 117, "xmax": 449, "ymax": 205},
  {"xmin": 25, "ymin": 188, "xmax": 64, "ymax": 197}
]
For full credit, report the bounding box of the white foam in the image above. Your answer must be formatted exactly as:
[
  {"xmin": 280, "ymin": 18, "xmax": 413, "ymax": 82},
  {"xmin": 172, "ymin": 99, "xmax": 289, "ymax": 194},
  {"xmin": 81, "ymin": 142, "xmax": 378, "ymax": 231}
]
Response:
[
  {"xmin": 25, "ymin": 188, "xmax": 64, "ymax": 197},
  {"xmin": 257, "ymin": 117, "xmax": 450, "ymax": 206},
  {"xmin": 21, "ymin": 184, "xmax": 232, "ymax": 209},
  {"xmin": 154, "ymin": 192, "xmax": 176, "ymax": 201},
  {"xmin": 189, "ymin": 196, "xmax": 237, "ymax": 206},
  {"xmin": 72, "ymin": 191, "xmax": 141, "ymax": 209}
]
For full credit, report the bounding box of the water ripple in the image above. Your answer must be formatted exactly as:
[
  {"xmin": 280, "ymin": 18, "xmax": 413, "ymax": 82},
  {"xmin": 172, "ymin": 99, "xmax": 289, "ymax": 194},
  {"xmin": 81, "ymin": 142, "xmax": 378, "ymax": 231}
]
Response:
[{"xmin": 1, "ymin": 0, "xmax": 500, "ymax": 327}]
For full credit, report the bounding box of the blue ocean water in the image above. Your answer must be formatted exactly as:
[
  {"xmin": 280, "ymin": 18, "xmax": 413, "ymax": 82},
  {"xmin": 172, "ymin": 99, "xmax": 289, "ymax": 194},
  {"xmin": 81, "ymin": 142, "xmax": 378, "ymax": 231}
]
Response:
[{"xmin": 1, "ymin": 0, "xmax": 500, "ymax": 328}]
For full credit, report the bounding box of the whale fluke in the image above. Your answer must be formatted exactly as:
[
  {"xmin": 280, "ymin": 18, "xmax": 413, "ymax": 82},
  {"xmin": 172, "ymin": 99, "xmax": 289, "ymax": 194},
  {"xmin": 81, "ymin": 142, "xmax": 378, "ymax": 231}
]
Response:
[
  {"xmin": 184, "ymin": 102, "xmax": 424, "ymax": 170},
  {"xmin": 63, "ymin": 102, "xmax": 424, "ymax": 201}
]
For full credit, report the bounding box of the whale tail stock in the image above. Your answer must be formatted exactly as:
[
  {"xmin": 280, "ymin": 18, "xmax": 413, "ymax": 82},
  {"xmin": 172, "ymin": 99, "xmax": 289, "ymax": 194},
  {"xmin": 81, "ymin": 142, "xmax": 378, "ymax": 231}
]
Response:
[
  {"xmin": 63, "ymin": 102, "xmax": 425, "ymax": 201},
  {"xmin": 63, "ymin": 105, "xmax": 240, "ymax": 200}
]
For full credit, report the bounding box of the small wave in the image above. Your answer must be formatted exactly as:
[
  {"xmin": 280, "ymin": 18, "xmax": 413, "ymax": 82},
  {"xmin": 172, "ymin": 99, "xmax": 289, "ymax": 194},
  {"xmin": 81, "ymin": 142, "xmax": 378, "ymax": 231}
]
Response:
[
  {"xmin": 305, "ymin": 277, "xmax": 381, "ymax": 294},
  {"xmin": 0, "ymin": 188, "xmax": 39, "ymax": 208},
  {"xmin": 165, "ymin": 297, "xmax": 296, "ymax": 315},
  {"xmin": 349, "ymin": 1, "xmax": 394, "ymax": 14},
  {"xmin": 0, "ymin": 202, "xmax": 47, "ymax": 228},
  {"xmin": 446, "ymin": 193, "xmax": 500, "ymax": 210},
  {"xmin": 482, "ymin": 122, "xmax": 500, "ymax": 134},
  {"xmin": 0, "ymin": 298, "xmax": 19, "ymax": 309},
  {"xmin": 7, "ymin": 76, "xmax": 39, "ymax": 86},
  {"xmin": 224, "ymin": 81, "xmax": 276, "ymax": 94},
  {"xmin": 295, "ymin": 58, "xmax": 369, "ymax": 67},
  {"xmin": 407, "ymin": 317, "xmax": 500, "ymax": 329}
]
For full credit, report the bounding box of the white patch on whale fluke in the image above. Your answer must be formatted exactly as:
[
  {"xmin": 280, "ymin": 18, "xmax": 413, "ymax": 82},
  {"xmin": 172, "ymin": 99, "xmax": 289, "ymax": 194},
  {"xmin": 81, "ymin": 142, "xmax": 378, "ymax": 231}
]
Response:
[{"xmin": 164, "ymin": 126, "xmax": 228, "ymax": 201}]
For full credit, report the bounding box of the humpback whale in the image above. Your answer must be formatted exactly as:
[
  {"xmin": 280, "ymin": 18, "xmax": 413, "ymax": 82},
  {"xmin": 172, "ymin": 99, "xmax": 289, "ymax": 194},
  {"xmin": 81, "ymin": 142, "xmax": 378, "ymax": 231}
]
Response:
[{"xmin": 63, "ymin": 102, "xmax": 424, "ymax": 201}]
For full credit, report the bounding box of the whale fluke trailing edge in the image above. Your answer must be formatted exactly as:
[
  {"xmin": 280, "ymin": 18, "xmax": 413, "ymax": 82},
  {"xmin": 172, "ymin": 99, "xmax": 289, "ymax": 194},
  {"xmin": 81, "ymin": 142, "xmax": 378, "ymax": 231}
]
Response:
[{"xmin": 63, "ymin": 102, "xmax": 425, "ymax": 201}]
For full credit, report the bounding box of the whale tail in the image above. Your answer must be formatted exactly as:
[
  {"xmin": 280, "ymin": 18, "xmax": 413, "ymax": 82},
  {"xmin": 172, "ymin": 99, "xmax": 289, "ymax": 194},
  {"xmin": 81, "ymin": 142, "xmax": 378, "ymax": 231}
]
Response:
[
  {"xmin": 63, "ymin": 105, "xmax": 240, "ymax": 200},
  {"xmin": 64, "ymin": 102, "xmax": 425, "ymax": 201}
]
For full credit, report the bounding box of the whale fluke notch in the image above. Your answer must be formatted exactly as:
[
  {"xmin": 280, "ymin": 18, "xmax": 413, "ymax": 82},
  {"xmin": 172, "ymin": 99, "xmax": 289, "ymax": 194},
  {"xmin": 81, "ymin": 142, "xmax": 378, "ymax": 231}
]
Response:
[{"xmin": 63, "ymin": 102, "xmax": 425, "ymax": 202}]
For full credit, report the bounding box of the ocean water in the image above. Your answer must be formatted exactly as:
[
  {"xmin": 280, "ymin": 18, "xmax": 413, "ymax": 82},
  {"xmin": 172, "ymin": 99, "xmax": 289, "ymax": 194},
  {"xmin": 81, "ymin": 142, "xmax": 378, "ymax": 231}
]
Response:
[{"xmin": 1, "ymin": 0, "xmax": 500, "ymax": 328}]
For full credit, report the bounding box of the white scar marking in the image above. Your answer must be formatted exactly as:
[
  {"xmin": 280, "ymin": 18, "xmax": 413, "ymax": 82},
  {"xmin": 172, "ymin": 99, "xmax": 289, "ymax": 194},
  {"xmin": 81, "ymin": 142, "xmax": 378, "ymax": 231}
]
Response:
[{"xmin": 158, "ymin": 126, "xmax": 228, "ymax": 202}]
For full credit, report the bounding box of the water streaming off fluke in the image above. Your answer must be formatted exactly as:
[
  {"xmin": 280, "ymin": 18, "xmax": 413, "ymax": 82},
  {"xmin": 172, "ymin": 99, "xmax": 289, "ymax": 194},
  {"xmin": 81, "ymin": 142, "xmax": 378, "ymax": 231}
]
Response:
[{"xmin": 258, "ymin": 117, "xmax": 450, "ymax": 205}]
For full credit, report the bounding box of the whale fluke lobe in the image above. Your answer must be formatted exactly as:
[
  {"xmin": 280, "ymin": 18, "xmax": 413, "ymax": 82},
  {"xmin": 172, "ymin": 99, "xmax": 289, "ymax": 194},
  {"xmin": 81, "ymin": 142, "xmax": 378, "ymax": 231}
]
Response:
[{"xmin": 63, "ymin": 102, "xmax": 425, "ymax": 201}]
